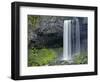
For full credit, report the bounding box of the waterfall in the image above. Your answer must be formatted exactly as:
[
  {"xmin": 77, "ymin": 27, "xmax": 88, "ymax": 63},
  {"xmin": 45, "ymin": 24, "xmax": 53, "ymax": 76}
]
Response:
[
  {"xmin": 74, "ymin": 18, "xmax": 80, "ymax": 55},
  {"xmin": 63, "ymin": 18, "xmax": 80, "ymax": 61},
  {"xmin": 63, "ymin": 20, "xmax": 72, "ymax": 61}
]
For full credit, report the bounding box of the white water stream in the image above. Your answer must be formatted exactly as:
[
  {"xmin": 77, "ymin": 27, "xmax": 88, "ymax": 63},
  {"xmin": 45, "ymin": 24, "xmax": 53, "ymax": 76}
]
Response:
[{"xmin": 63, "ymin": 18, "xmax": 80, "ymax": 61}]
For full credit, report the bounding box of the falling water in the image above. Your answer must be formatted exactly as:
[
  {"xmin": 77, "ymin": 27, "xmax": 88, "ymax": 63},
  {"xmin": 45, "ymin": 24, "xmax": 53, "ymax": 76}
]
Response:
[
  {"xmin": 63, "ymin": 18, "xmax": 80, "ymax": 61},
  {"xmin": 63, "ymin": 20, "xmax": 72, "ymax": 61},
  {"xmin": 74, "ymin": 18, "xmax": 80, "ymax": 55}
]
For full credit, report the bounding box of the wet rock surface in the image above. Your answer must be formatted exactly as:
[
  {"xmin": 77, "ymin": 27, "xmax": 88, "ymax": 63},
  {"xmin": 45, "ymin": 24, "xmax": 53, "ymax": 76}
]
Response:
[{"xmin": 28, "ymin": 16, "xmax": 88, "ymax": 52}]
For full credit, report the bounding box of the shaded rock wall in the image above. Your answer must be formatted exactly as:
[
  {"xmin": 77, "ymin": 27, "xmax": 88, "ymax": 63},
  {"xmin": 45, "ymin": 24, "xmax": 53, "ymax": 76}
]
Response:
[{"xmin": 28, "ymin": 15, "xmax": 88, "ymax": 53}]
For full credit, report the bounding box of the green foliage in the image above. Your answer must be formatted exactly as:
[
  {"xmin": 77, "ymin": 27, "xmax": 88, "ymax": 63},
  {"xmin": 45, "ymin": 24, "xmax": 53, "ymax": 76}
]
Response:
[
  {"xmin": 28, "ymin": 48, "xmax": 57, "ymax": 66},
  {"xmin": 54, "ymin": 48, "xmax": 63, "ymax": 53},
  {"xmin": 73, "ymin": 53, "xmax": 88, "ymax": 64},
  {"xmin": 28, "ymin": 15, "xmax": 40, "ymax": 29},
  {"xmin": 49, "ymin": 60, "xmax": 69, "ymax": 66}
]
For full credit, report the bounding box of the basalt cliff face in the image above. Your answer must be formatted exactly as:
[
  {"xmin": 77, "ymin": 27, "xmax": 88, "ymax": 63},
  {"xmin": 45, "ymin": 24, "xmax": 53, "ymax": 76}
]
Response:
[{"xmin": 28, "ymin": 16, "xmax": 87, "ymax": 52}]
